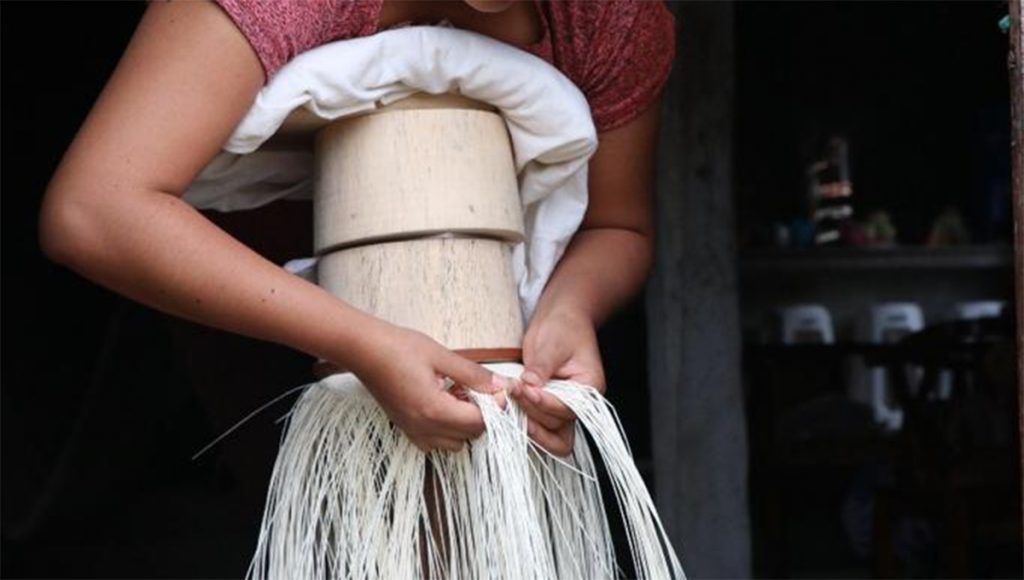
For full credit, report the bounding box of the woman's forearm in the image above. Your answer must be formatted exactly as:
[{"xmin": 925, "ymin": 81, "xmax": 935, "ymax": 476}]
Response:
[
  {"xmin": 34, "ymin": 2, "xmax": 377, "ymax": 368},
  {"xmin": 39, "ymin": 185, "xmax": 379, "ymax": 369},
  {"xmin": 531, "ymin": 226, "xmax": 652, "ymax": 328}
]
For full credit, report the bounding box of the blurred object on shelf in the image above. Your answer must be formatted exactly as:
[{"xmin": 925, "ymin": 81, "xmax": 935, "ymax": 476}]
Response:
[
  {"xmin": 779, "ymin": 304, "xmax": 835, "ymax": 344},
  {"xmin": 861, "ymin": 210, "xmax": 898, "ymax": 246},
  {"xmin": 806, "ymin": 136, "xmax": 854, "ymax": 246},
  {"xmin": 838, "ymin": 219, "xmax": 870, "ymax": 246},
  {"xmin": 847, "ymin": 303, "xmax": 925, "ymax": 431},
  {"xmin": 926, "ymin": 206, "xmax": 972, "ymax": 247},
  {"xmin": 789, "ymin": 217, "xmax": 816, "ymax": 248},
  {"xmin": 952, "ymin": 300, "xmax": 1007, "ymax": 321},
  {"xmin": 935, "ymin": 300, "xmax": 1009, "ymax": 399}
]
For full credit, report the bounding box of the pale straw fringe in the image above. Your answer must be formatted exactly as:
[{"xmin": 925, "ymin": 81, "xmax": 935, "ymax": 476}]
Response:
[{"xmin": 247, "ymin": 362, "xmax": 685, "ymax": 580}]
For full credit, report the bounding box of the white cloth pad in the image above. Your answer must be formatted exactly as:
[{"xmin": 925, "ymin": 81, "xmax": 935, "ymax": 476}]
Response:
[{"xmin": 184, "ymin": 26, "xmax": 598, "ymax": 319}]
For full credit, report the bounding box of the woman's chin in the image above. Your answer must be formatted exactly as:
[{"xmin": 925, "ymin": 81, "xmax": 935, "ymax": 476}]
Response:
[{"xmin": 464, "ymin": 0, "xmax": 515, "ymax": 14}]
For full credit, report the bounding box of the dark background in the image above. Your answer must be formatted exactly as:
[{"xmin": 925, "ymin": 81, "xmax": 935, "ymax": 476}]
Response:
[
  {"xmin": 1, "ymin": 1, "xmax": 1017, "ymax": 578},
  {"xmin": 736, "ymin": 1, "xmax": 1011, "ymax": 247}
]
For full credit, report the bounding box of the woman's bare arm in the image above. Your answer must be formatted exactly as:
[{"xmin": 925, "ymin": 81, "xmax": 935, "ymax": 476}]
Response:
[
  {"xmin": 513, "ymin": 103, "xmax": 660, "ymax": 455},
  {"xmin": 39, "ymin": 1, "xmax": 323, "ymax": 351},
  {"xmin": 533, "ymin": 103, "xmax": 659, "ymax": 331},
  {"xmin": 39, "ymin": 0, "xmax": 498, "ymax": 451}
]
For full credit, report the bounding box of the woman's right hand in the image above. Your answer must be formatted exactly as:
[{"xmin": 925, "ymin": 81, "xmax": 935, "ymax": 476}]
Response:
[{"xmin": 345, "ymin": 320, "xmax": 511, "ymax": 453}]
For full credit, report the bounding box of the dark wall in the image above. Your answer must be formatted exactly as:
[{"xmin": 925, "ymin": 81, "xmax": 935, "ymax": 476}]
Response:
[
  {"xmin": 2, "ymin": 0, "xmax": 144, "ymax": 535},
  {"xmin": 1, "ymin": 4, "xmax": 291, "ymax": 577}
]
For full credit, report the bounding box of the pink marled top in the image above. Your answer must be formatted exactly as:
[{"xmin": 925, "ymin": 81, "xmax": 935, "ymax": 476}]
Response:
[{"xmin": 214, "ymin": 0, "xmax": 675, "ymax": 132}]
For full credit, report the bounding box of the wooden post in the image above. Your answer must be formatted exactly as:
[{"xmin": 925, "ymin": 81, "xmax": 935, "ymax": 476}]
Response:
[
  {"xmin": 646, "ymin": 2, "xmax": 751, "ymax": 577},
  {"xmin": 1008, "ymin": 0, "xmax": 1024, "ymax": 529}
]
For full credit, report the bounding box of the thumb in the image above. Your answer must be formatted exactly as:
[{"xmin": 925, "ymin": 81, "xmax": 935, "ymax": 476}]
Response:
[
  {"xmin": 521, "ymin": 349, "xmax": 558, "ymax": 389},
  {"xmin": 439, "ymin": 350, "xmax": 510, "ymax": 395}
]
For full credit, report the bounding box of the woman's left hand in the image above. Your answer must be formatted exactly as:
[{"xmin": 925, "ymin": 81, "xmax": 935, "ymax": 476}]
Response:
[
  {"xmin": 512, "ymin": 308, "xmax": 605, "ymax": 457},
  {"xmin": 509, "ymin": 104, "xmax": 660, "ymax": 457}
]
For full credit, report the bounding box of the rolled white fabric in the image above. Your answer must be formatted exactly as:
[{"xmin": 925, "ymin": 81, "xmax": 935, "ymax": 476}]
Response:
[{"xmin": 184, "ymin": 27, "xmax": 598, "ymax": 320}]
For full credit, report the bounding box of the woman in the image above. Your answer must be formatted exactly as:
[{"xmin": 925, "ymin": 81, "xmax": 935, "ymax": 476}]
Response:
[{"xmin": 38, "ymin": 0, "xmax": 674, "ymax": 458}]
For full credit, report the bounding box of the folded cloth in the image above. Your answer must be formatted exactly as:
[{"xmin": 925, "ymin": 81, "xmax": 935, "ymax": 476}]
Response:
[{"xmin": 184, "ymin": 26, "xmax": 598, "ymax": 320}]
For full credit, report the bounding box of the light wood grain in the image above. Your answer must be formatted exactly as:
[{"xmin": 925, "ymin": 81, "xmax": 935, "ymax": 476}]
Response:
[
  {"xmin": 313, "ymin": 103, "xmax": 523, "ymax": 252},
  {"xmin": 1007, "ymin": 0, "xmax": 1023, "ymax": 519},
  {"xmin": 318, "ymin": 238, "xmax": 523, "ymax": 350}
]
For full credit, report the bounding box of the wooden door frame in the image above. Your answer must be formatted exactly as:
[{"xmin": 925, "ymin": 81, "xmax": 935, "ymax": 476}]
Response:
[
  {"xmin": 1009, "ymin": 0, "xmax": 1023, "ymax": 526},
  {"xmin": 1007, "ymin": 0, "xmax": 1024, "ymax": 528}
]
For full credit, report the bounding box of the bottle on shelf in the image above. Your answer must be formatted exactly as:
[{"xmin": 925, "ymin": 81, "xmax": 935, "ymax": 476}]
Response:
[{"xmin": 806, "ymin": 136, "xmax": 853, "ymax": 246}]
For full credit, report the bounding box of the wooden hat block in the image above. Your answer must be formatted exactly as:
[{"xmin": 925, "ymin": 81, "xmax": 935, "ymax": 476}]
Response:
[{"xmin": 270, "ymin": 94, "xmax": 526, "ymax": 374}]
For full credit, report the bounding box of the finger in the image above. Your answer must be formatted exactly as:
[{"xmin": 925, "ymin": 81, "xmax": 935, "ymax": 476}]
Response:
[
  {"xmin": 522, "ymin": 339, "xmax": 563, "ymax": 389},
  {"xmin": 439, "ymin": 350, "xmax": 510, "ymax": 395},
  {"xmin": 451, "ymin": 382, "xmax": 508, "ymax": 411},
  {"xmin": 411, "ymin": 437, "xmax": 464, "ymax": 453},
  {"xmin": 521, "ymin": 357, "xmax": 557, "ymax": 390},
  {"xmin": 429, "ymin": 437, "xmax": 465, "ymax": 453},
  {"xmin": 410, "ymin": 437, "xmax": 461, "ymax": 453},
  {"xmin": 511, "ymin": 388, "xmax": 567, "ymax": 430},
  {"xmin": 516, "ymin": 386, "xmax": 576, "ymax": 421},
  {"xmin": 491, "ymin": 389, "xmax": 508, "ymax": 410},
  {"xmin": 533, "ymin": 389, "xmax": 576, "ymax": 420},
  {"xmin": 428, "ymin": 397, "xmax": 486, "ymax": 438},
  {"xmin": 527, "ymin": 419, "xmax": 576, "ymax": 457},
  {"xmin": 449, "ymin": 385, "xmax": 471, "ymax": 402}
]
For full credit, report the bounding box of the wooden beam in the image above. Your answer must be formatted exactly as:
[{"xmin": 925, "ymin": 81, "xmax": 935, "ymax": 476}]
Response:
[
  {"xmin": 1007, "ymin": 0, "xmax": 1024, "ymax": 529},
  {"xmin": 646, "ymin": 2, "xmax": 751, "ymax": 577}
]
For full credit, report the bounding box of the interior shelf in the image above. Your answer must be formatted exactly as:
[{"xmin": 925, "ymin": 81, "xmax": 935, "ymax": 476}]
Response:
[{"xmin": 739, "ymin": 244, "xmax": 1014, "ymax": 273}]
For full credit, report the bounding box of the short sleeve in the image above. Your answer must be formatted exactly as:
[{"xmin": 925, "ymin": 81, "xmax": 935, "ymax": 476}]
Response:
[
  {"xmin": 214, "ymin": 0, "xmax": 381, "ymax": 82},
  {"xmin": 581, "ymin": 1, "xmax": 676, "ymax": 132}
]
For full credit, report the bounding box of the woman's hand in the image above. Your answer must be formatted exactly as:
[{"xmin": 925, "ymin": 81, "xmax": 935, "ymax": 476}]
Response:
[
  {"xmin": 511, "ymin": 105, "xmax": 659, "ymax": 457},
  {"xmin": 347, "ymin": 319, "xmax": 510, "ymax": 453},
  {"xmin": 513, "ymin": 308, "xmax": 605, "ymax": 457}
]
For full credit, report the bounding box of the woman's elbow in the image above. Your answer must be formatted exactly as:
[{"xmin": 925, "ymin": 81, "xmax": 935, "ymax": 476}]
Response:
[{"xmin": 38, "ymin": 186, "xmax": 101, "ymax": 270}]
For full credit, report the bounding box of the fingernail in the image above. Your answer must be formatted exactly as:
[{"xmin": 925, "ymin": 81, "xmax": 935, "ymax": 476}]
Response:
[
  {"xmin": 490, "ymin": 374, "xmax": 510, "ymax": 392},
  {"xmin": 522, "ymin": 370, "xmax": 541, "ymax": 387}
]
